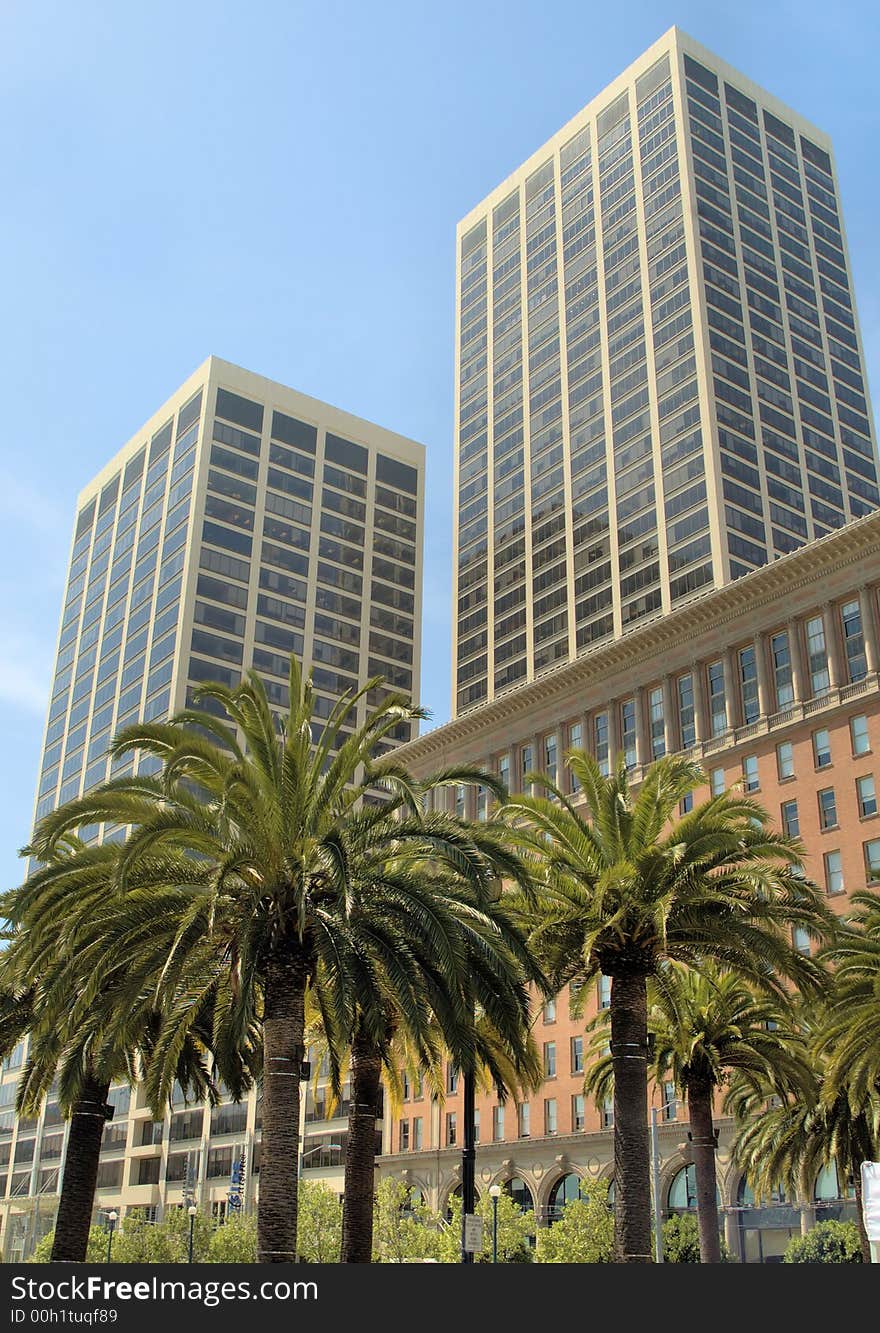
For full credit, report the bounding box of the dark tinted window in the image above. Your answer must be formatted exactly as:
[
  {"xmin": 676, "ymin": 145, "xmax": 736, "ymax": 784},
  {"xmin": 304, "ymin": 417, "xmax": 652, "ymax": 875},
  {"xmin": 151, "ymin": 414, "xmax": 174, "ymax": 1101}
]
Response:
[
  {"xmin": 724, "ymin": 83, "xmax": 757, "ymax": 121},
  {"xmin": 325, "ymin": 433, "xmax": 368, "ymax": 474},
  {"xmin": 177, "ymin": 388, "xmax": 203, "ymax": 437},
  {"xmin": 684, "ymin": 54, "xmax": 718, "ymax": 94},
  {"xmin": 123, "ymin": 449, "xmax": 145, "ymax": 488},
  {"xmin": 271, "ymin": 410, "xmax": 317, "ymax": 453},
  {"xmin": 98, "ymin": 477, "xmax": 119, "ymax": 514},
  {"xmin": 75, "ymin": 499, "xmax": 96, "ymax": 540},
  {"xmin": 216, "ymin": 387, "xmax": 264, "ymax": 434},
  {"xmin": 376, "ymin": 454, "xmax": 418, "ymax": 494},
  {"xmin": 763, "ymin": 109, "xmax": 795, "ymax": 149},
  {"xmin": 801, "ymin": 136, "xmax": 832, "ymax": 174},
  {"xmin": 149, "ymin": 420, "xmax": 173, "ymax": 462}
]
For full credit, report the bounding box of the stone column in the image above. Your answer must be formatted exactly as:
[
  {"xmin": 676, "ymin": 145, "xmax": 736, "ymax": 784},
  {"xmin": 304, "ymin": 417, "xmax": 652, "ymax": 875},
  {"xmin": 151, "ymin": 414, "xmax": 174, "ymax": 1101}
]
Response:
[
  {"xmin": 721, "ymin": 652, "xmax": 736, "ymax": 732},
  {"xmin": 823, "ymin": 602, "xmax": 843, "ymax": 690},
  {"xmin": 754, "ymin": 632, "xmax": 770, "ymax": 719},
  {"xmin": 634, "ymin": 688, "xmax": 649, "ymax": 768},
  {"xmin": 554, "ymin": 725, "xmax": 565, "ymax": 793}
]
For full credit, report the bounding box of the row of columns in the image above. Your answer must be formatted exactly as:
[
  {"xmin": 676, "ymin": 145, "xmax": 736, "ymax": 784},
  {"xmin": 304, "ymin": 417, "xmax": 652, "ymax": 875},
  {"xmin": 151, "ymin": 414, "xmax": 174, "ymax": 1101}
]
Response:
[{"xmin": 446, "ymin": 588, "xmax": 879, "ymax": 808}]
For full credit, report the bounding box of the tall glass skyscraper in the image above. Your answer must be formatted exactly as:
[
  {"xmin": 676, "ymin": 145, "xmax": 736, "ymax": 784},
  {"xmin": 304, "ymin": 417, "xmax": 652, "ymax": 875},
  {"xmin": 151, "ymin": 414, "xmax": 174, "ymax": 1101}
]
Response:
[{"xmin": 453, "ymin": 27, "xmax": 878, "ymax": 715}]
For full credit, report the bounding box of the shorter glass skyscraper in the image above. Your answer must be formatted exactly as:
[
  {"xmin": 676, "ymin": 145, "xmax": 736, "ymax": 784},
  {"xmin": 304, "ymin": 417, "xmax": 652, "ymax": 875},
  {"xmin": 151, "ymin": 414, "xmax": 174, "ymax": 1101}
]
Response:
[
  {"xmin": 33, "ymin": 356, "xmax": 425, "ymax": 834},
  {"xmin": 0, "ymin": 359, "xmax": 424, "ymax": 1256}
]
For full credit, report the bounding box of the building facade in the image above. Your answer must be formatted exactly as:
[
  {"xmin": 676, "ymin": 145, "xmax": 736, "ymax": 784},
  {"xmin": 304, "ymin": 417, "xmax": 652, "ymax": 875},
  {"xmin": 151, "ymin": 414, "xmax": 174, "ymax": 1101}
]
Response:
[
  {"xmin": 382, "ymin": 514, "xmax": 880, "ymax": 1261},
  {"xmin": 453, "ymin": 27, "xmax": 878, "ymax": 716},
  {"xmin": 0, "ymin": 357, "xmax": 424, "ymax": 1258}
]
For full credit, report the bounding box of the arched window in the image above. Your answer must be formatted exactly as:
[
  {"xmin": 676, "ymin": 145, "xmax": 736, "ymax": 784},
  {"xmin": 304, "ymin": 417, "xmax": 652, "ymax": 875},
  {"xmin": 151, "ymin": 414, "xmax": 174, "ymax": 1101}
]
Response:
[
  {"xmin": 503, "ymin": 1178, "xmax": 534, "ymax": 1213},
  {"xmin": 813, "ymin": 1163, "xmax": 853, "ymax": 1201},
  {"xmin": 737, "ymin": 1177, "xmax": 786, "ymax": 1206},
  {"xmin": 547, "ymin": 1173, "xmax": 583, "ymax": 1220},
  {"xmin": 668, "ymin": 1164, "xmax": 721, "ymax": 1212},
  {"xmin": 445, "ymin": 1183, "xmax": 461, "ymax": 1222}
]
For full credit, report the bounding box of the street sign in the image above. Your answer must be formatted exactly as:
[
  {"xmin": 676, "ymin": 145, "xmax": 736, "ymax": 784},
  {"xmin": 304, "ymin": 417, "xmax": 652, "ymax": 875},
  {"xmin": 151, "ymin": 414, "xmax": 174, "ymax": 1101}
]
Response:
[
  {"xmin": 463, "ymin": 1213, "xmax": 484, "ymax": 1253},
  {"xmin": 860, "ymin": 1161, "xmax": 880, "ymax": 1261}
]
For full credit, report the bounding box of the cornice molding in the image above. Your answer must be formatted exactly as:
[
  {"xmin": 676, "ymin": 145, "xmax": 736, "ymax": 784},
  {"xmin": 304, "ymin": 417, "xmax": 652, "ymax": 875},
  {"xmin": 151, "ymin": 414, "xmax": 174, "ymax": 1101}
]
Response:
[{"xmin": 401, "ymin": 513, "xmax": 880, "ymax": 761}]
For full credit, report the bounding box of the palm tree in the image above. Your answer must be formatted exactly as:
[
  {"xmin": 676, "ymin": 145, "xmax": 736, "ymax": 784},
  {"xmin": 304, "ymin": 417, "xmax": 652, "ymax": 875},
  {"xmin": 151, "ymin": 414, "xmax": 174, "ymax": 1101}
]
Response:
[
  {"xmin": 289, "ymin": 799, "xmax": 544, "ymax": 1264},
  {"xmin": 0, "ymin": 842, "xmax": 242, "ymax": 1262},
  {"xmin": 334, "ymin": 845, "xmax": 544, "ymax": 1262},
  {"xmin": 26, "ymin": 657, "xmax": 521, "ymax": 1263},
  {"xmin": 582, "ymin": 966, "xmax": 809, "ymax": 1262},
  {"xmin": 504, "ymin": 751, "xmax": 834, "ymax": 1263},
  {"xmin": 820, "ymin": 891, "xmax": 880, "ymax": 1112},
  {"xmin": 730, "ymin": 1023, "xmax": 879, "ymax": 1263},
  {"xmin": 587, "ymin": 965, "xmax": 809, "ymax": 1262}
]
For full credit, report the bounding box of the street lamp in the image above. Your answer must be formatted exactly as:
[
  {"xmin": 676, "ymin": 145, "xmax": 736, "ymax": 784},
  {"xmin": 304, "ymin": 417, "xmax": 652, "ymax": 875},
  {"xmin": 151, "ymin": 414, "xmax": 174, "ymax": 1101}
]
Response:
[
  {"xmin": 187, "ymin": 1205, "xmax": 198, "ymax": 1264},
  {"xmin": 460, "ymin": 1066, "xmax": 476, "ymax": 1264},
  {"xmin": 106, "ymin": 1211, "xmax": 118, "ymax": 1264},
  {"xmin": 488, "ymin": 1185, "xmax": 501, "ymax": 1263}
]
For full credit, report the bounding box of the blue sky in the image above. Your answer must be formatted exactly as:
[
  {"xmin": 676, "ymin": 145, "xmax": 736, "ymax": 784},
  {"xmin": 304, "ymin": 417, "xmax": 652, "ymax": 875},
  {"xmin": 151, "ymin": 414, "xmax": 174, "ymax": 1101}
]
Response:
[{"xmin": 1, "ymin": 0, "xmax": 878, "ymax": 888}]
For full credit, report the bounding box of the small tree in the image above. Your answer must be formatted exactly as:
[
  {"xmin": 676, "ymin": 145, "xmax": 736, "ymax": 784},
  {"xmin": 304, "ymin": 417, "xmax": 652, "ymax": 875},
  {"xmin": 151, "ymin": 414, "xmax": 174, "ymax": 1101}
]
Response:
[
  {"xmin": 536, "ymin": 1182, "xmax": 614, "ymax": 1263},
  {"xmin": 662, "ymin": 1212, "xmax": 732, "ymax": 1263},
  {"xmin": 207, "ymin": 1214, "xmax": 257, "ymax": 1263},
  {"xmin": 29, "ymin": 1227, "xmax": 107, "ymax": 1263},
  {"xmin": 112, "ymin": 1210, "xmax": 212, "ymax": 1263},
  {"xmin": 784, "ymin": 1220, "xmax": 863, "ymax": 1263},
  {"xmin": 372, "ymin": 1179, "xmax": 440, "ymax": 1263},
  {"xmin": 297, "ymin": 1181, "xmax": 343, "ymax": 1263},
  {"xmin": 439, "ymin": 1191, "xmax": 534, "ymax": 1263}
]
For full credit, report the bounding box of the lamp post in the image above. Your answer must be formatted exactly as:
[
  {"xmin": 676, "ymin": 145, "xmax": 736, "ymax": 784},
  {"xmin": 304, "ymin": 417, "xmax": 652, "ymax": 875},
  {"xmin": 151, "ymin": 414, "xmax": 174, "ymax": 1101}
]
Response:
[
  {"xmin": 651, "ymin": 1107, "xmax": 664, "ymax": 1264},
  {"xmin": 459, "ymin": 1067, "xmax": 476, "ymax": 1263},
  {"xmin": 489, "ymin": 1184, "xmax": 501, "ymax": 1263},
  {"xmin": 187, "ymin": 1204, "xmax": 198, "ymax": 1264},
  {"xmin": 106, "ymin": 1211, "xmax": 118, "ymax": 1264}
]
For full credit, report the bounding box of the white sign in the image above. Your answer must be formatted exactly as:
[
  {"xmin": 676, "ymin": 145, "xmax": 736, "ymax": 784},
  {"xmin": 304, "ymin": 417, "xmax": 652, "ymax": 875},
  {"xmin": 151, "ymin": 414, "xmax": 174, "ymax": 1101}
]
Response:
[
  {"xmin": 463, "ymin": 1213, "xmax": 484, "ymax": 1253},
  {"xmin": 860, "ymin": 1162, "xmax": 880, "ymax": 1242}
]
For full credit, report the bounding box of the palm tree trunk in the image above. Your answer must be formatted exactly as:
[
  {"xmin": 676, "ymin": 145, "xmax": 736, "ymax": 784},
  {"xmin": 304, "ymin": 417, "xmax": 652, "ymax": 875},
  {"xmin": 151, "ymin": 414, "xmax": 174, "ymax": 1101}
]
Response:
[
  {"xmin": 686, "ymin": 1075, "xmax": 722, "ymax": 1263},
  {"xmin": 51, "ymin": 1075, "xmax": 111, "ymax": 1262},
  {"xmin": 258, "ymin": 946, "xmax": 308, "ymax": 1263},
  {"xmin": 341, "ymin": 1029, "xmax": 383, "ymax": 1262},
  {"xmin": 610, "ymin": 970, "xmax": 652, "ymax": 1262},
  {"xmin": 854, "ymin": 1173, "xmax": 871, "ymax": 1263}
]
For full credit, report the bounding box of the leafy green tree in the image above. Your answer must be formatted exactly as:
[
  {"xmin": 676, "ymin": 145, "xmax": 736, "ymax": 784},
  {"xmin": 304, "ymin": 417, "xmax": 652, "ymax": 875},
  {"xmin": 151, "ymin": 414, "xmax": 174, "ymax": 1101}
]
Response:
[
  {"xmin": 506, "ymin": 751, "xmax": 832, "ymax": 1263},
  {"xmin": 783, "ymin": 1220, "xmax": 863, "ymax": 1262},
  {"xmin": 662, "ymin": 1212, "xmax": 733, "ymax": 1263},
  {"xmin": 371, "ymin": 1179, "xmax": 440, "ymax": 1263},
  {"xmin": 207, "ymin": 1214, "xmax": 258, "ymax": 1263},
  {"xmin": 111, "ymin": 1209, "xmax": 212, "ymax": 1264},
  {"xmin": 29, "ymin": 1227, "xmax": 108, "ymax": 1263},
  {"xmin": 439, "ymin": 1191, "xmax": 534, "ymax": 1263},
  {"xmin": 535, "ymin": 1181, "xmax": 614, "ymax": 1263},
  {"xmin": 297, "ymin": 1181, "xmax": 342, "ymax": 1262}
]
